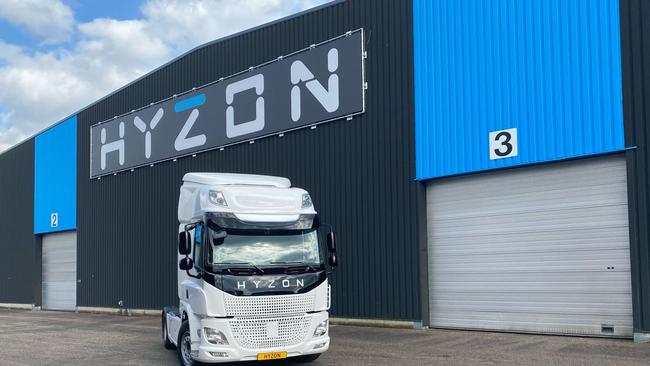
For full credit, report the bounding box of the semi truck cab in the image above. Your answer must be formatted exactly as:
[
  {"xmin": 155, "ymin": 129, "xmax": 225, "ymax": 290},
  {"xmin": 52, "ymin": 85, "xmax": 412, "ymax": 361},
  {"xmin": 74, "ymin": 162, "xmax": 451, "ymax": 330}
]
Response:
[{"xmin": 162, "ymin": 173, "xmax": 337, "ymax": 365}]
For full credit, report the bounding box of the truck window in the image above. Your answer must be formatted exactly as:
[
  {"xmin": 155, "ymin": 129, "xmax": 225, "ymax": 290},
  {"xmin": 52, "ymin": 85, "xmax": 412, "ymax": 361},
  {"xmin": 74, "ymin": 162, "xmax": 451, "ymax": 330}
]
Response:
[
  {"xmin": 193, "ymin": 225, "xmax": 204, "ymax": 270},
  {"xmin": 208, "ymin": 228, "xmax": 322, "ymax": 266}
]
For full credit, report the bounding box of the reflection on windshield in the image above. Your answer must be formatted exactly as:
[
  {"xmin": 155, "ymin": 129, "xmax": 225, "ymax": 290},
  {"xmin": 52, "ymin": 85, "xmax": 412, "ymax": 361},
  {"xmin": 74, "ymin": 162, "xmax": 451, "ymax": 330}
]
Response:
[{"xmin": 209, "ymin": 230, "xmax": 321, "ymax": 266}]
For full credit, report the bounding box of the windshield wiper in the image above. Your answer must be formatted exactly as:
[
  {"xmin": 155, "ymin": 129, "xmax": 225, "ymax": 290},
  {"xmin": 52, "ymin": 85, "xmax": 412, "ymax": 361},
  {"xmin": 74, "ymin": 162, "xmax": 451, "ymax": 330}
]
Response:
[
  {"xmin": 270, "ymin": 261, "xmax": 318, "ymax": 272},
  {"xmin": 213, "ymin": 262, "xmax": 265, "ymax": 274}
]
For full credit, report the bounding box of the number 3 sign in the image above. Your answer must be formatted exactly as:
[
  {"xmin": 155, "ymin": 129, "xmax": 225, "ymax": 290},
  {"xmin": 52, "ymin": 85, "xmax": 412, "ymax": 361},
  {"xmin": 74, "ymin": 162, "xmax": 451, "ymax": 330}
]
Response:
[{"xmin": 489, "ymin": 128, "xmax": 518, "ymax": 160}]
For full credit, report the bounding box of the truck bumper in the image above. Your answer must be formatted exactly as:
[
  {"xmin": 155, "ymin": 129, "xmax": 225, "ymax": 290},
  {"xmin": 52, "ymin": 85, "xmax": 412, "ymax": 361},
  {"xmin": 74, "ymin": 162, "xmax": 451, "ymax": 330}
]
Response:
[{"xmin": 192, "ymin": 311, "xmax": 330, "ymax": 363}]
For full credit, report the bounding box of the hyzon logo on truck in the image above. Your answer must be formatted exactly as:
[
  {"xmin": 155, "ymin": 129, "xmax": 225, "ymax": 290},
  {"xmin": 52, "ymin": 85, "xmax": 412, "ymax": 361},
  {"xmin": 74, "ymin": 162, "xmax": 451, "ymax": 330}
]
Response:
[
  {"xmin": 236, "ymin": 279, "xmax": 305, "ymax": 290},
  {"xmin": 90, "ymin": 30, "xmax": 365, "ymax": 178}
]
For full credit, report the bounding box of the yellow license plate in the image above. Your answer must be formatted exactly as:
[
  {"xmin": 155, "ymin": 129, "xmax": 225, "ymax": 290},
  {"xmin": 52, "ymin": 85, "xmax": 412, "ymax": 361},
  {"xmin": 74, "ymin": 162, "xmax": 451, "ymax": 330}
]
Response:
[{"xmin": 257, "ymin": 352, "xmax": 287, "ymax": 361}]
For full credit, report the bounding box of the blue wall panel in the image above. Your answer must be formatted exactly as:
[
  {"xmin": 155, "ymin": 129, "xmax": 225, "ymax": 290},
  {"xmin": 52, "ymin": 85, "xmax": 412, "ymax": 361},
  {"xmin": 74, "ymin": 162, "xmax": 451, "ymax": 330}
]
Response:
[
  {"xmin": 34, "ymin": 116, "xmax": 77, "ymax": 234},
  {"xmin": 414, "ymin": 0, "xmax": 625, "ymax": 180}
]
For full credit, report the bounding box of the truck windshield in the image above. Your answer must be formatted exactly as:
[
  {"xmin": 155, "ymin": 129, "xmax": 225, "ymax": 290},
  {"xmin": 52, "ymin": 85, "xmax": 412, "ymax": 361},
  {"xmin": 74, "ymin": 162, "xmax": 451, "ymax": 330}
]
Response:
[{"xmin": 207, "ymin": 228, "xmax": 322, "ymax": 267}]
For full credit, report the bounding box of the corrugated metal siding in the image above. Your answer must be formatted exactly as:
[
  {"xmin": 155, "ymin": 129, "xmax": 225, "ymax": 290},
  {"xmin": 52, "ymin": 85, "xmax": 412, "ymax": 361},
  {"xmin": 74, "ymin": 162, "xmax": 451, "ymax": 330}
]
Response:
[
  {"xmin": 620, "ymin": 0, "xmax": 650, "ymax": 333},
  {"xmin": 76, "ymin": 0, "xmax": 422, "ymax": 320},
  {"xmin": 0, "ymin": 140, "xmax": 38, "ymax": 304},
  {"xmin": 414, "ymin": 0, "xmax": 625, "ymax": 180},
  {"xmin": 34, "ymin": 116, "xmax": 77, "ymax": 234},
  {"xmin": 427, "ymin": 155, "xmax": 633, "ymax": 337}
]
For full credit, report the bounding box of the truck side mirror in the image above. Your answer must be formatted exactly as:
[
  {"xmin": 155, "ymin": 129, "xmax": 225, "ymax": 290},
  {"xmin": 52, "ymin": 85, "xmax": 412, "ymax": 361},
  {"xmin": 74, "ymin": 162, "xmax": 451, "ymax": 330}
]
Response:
[
  {"xmin": 328, "ymin": 255, "xmax": 338, "ymax": 268},
  {"xmin": 326, "ymin": 232, "xmax": 336, "ymax": 253},
  {"xmin": 179, "ymin": 257, "xmax": 194, "ymax": 271},
  {"xmin": 179, "ymin": 232, "xmax": 191, "ymax": 255}
]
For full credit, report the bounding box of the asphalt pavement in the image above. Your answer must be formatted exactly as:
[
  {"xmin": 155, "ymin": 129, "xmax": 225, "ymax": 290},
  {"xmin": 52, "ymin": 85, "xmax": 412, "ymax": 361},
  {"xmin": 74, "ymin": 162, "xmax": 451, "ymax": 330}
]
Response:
[{"xmin": 0, "ymin": 309, "xmax": 649, "ymax": 366}]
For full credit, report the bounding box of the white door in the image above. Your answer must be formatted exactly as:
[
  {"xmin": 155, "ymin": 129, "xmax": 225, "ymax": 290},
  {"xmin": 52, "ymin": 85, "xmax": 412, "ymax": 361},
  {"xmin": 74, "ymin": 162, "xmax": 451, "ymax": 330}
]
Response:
[
  {"xmin": 42, "ymin": 231, "xmax": 77, "ymax": 311},
  {"xmin": 427, "ymin": 155, "xmax": 633, "ymax": 337}
]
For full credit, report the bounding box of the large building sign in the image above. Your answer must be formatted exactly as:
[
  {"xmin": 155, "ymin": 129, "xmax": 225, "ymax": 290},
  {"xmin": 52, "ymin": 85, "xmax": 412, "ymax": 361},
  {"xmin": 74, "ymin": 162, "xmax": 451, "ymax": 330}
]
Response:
[{"xmin": 90, "ymin": 30, "xmax": 365, "ymax": 178}]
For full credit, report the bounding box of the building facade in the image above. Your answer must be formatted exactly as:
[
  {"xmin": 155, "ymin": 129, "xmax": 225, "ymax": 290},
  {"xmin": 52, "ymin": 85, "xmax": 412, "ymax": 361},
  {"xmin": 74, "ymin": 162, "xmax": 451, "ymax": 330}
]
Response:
[{"xmin": 1, "ymin": 0, "xmax": 650, "ymax": 341}]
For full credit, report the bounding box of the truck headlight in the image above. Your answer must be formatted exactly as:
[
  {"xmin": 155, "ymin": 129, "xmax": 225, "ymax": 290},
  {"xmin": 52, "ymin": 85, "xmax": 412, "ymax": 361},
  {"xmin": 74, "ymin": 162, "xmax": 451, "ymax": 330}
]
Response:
[
  {"xmin": 204, "ymin": 328, "xmax": 229, "ymax": 345},
  {"xmin": 313, "ymin": 320, "xmax": 328, "ymax": 337},
  {"xmin": 209, "ymin": 191, "xmax": 228, "ymax": 207},
  {"xmin": 301, "ymin": 193, "xmax": 313, "ymax": 208}
]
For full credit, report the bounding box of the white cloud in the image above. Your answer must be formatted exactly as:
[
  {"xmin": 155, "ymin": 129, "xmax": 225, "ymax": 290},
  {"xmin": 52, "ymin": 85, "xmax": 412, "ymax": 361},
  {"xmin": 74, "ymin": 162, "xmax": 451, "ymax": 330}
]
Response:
[
  {"xmin": 141, "ymin": 0, "xmax": 328, "ymax": 54},
  {"xmin": 0, "ymin": 0, "xmax": 330, "ymax": 152},
  {"xmin": 0, "ymin": 0, "xmax": 74, "ymax": 44}
]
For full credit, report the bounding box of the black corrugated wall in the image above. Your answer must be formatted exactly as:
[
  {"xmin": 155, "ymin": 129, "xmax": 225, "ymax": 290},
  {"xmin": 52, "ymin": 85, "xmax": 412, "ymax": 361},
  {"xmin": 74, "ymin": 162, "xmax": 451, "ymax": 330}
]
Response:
[
  {"xmin": 76, "ymin": 0, "xmax": 423, "ymax": 321},
  {"xmin": 621, "ymin": 0, "xmax": 650, "ymax": 333},
  {"xmin": 0, "ymin": 140, "xmax": 38, "ymax": 305}
]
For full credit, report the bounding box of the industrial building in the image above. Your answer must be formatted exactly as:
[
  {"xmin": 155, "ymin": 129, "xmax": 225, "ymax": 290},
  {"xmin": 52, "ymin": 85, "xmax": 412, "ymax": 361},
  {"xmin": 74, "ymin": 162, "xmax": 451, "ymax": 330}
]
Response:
[{"xmin": 1, "ymin": 0, "xmax": 650, "ymax": 342}]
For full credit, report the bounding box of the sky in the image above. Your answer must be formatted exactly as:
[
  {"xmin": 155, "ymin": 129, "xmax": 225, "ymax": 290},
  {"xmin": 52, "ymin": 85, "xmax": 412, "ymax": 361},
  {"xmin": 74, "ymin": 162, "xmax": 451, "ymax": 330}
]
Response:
[{"xmin": 0, "ymin": 0, "xmax": 330, "ymax": 152}]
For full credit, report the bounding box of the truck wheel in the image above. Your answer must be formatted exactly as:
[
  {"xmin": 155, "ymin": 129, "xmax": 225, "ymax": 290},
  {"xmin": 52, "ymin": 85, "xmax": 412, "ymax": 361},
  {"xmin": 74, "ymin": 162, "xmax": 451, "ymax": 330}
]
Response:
[
  {"xmin": 295, "ymin": 354, "xmax": 321, "ymax": 363},
  {"xmin": 177, "ymin": 321, "xmax": 197, "ymax": 366},
  {"xmin": 162, "ymin": 312, "xmax": 175, "ymax": 350}
]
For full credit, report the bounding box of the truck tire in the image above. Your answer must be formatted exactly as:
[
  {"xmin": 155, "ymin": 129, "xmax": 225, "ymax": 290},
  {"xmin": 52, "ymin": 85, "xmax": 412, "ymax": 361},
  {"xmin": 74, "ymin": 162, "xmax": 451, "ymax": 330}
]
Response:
[
  {"xmin": 295, "ymin": 354, "xmax": 321, "ymax": 363},
  {"xmin": 161, "ymin": 311, "xmax": 175, "ymax": 350},
  {"xmin": 177, "ymin": 321, "xmax": 198, "ymax": 366}
]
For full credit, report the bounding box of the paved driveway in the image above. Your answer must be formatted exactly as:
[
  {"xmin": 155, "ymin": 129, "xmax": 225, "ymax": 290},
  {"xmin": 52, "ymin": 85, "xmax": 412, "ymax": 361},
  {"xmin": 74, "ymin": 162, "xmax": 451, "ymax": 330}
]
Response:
[{"xmin": 0, "ymin": 309, "xmax": 648, "ymax": 365}]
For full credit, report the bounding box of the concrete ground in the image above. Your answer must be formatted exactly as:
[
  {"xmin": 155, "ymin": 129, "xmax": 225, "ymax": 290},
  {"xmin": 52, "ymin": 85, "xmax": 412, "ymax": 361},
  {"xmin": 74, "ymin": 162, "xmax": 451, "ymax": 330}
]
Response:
[{"xmin": 0, "ymin": 309, "xmax": 649, "ymax": 366}]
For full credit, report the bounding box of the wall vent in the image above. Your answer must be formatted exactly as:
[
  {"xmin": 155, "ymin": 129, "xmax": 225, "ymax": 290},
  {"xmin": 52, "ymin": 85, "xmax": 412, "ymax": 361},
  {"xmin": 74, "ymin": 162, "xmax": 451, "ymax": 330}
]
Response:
[{"xmin": 601, "ymin": 324, "xmax": 615, "ymax": 334}]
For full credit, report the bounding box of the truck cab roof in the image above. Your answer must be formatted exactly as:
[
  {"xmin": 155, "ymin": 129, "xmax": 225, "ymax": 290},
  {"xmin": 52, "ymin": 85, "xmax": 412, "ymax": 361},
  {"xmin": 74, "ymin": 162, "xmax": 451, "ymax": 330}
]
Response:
[
  {"xmin": 182, "ymin": 173, "xmax": 291, "ymax": 188},
  {"xmin": 178, "ymin": 173, "xmax": 316, "ymax": 225}
]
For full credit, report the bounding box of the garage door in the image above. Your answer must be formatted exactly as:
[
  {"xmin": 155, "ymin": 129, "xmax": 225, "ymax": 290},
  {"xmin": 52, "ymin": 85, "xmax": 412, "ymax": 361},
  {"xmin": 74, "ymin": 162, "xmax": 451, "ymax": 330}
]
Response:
[
  {"xmin": 42, "ymin": 231, "xmax": 77, "ymax": 311},
  {"xmin": 427, "ymin": 155, "xmax": 633, "ymax": 337}
]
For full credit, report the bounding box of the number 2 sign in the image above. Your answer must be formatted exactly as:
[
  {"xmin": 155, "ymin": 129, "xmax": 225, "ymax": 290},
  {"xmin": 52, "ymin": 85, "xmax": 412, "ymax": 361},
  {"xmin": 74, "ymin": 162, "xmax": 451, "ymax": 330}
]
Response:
[{"xmin": 489, "ymin": 128, "xmax": 518, "ymax": 160}]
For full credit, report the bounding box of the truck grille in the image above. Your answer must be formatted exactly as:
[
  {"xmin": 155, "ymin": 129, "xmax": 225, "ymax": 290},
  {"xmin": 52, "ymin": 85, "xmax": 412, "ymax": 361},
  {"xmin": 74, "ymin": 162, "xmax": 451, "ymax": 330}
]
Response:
[
  {"xmin": 224, "ymin": 292, "xmax": 315, "ymax": 317},
  {"xmin": 229, "ymin": 315, "xmax": 312, "ymax": 349}
]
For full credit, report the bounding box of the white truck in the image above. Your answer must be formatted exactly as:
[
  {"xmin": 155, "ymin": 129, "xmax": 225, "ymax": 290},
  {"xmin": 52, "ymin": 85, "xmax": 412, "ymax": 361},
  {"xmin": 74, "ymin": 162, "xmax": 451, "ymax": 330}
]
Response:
[{"xmin": 162, "ymin": 173, "xmax": 337, "ymax": 365}]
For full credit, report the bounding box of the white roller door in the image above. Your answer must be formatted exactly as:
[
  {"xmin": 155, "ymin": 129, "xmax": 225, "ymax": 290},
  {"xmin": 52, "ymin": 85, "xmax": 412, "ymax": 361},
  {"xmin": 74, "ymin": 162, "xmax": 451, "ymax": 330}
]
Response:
[
  {"xmin": 42, "ymin": 231, "xmax": 77, "ymax": 311},
  {"xmin": 427, "ymin": 155, "xmax": 633, "ymax": 337}
]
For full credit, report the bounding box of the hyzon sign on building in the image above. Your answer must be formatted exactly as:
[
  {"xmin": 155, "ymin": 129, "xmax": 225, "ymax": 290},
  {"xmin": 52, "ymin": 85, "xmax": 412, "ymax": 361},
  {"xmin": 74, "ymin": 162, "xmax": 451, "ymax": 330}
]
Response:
[{"xmin": 90, "ymin": 30, "xmax": 365, "ymax": 178}]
